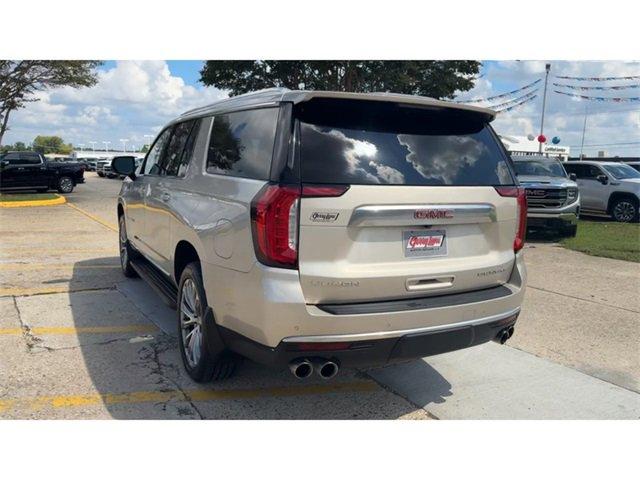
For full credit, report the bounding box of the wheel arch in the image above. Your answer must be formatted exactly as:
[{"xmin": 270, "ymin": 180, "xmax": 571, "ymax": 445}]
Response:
[
  {"xmin": 607, "ymin": 191, "xmax": 639, "ymax": 214},
  {"xmin": 174, "ymin": 240, "xmax": 201, "ymax": 284}
]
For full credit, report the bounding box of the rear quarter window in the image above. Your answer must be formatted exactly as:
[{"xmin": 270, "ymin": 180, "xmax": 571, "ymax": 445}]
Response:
[
  {"xmin": 206, "ymin": 107, "xmax": 279, "ymax": 180},
  {"xmin": 297, "ymin": 99, "xmax": 514, "ymax": 186}
]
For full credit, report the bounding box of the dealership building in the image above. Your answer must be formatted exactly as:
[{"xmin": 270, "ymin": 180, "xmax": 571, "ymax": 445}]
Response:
[{"xmin": 499, "ymin": 135, "xmax": 571, "ymax": 161}]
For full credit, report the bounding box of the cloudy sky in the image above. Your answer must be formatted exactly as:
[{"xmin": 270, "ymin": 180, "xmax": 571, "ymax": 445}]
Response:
[{"xmin": 4, "ymin": 60, "xmax": 639, "ymax": 157}]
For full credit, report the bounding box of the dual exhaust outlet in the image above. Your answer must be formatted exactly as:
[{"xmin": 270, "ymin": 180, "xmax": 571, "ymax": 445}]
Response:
[
  {"xmin": 494, "ymin": 325, "xmax": 515, "ymax": 345},
  {"xmin": 289, "ymin": 358, "xmax": 339, "ymax": 380}
]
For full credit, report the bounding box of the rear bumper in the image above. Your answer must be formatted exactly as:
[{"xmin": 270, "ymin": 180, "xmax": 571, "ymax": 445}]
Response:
[
  {"xmin": 202, "ymin": 251, "xmax": 526, "ymax": 366},
  {"xmin": 218, "ymin": 309, "xmax": 519, "ymax": 369}
]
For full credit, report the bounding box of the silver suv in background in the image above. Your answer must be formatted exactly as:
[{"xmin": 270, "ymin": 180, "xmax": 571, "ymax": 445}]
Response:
[
  {"xmin": 564, "ymin": 161, "xmax": 640, "ymax": 222},
  {"xmin": 113, "ymin": 89, "xmax": 527, "ymax": 382},
  {"xmin": 512, "ymin": 155, "xmax": 580, "ymax": 237}
]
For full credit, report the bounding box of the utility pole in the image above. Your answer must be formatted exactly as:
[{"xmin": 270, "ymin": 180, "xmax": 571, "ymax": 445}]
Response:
[
  {"xmin": 120, "ymin": 138, "xmax": 129, "ymax": 152},
  {"xmin": 539, "ymin": 63, "xmax": 551, "ymax": 153},
  {"xmin": 89, "ymin": 141, "xmax": 96, "ymax": 151},
  {"xmin": 579, "ymin": 103, "xmax": 589, "ymax": 159},
  {"xmin": 103, "ymin": 141, "xmax": 110, "ymax": 152}
]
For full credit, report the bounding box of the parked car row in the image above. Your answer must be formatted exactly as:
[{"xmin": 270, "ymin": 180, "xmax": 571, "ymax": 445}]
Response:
[{"xmin": 511, "ymin": 155, "xmax": 640, "ymax": 238}]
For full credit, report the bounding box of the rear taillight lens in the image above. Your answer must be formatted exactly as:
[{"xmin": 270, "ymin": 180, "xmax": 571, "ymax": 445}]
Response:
[
  {"xmin": 251, "ymin": 184, "xmax": 301, "ymax": 268},
  {"xmin": 495, "ymin": 186, "xmax": 527, "ymax": 253}
]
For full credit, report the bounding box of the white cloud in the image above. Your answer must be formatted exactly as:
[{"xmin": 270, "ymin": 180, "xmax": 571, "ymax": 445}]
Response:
[{"xmin": 4, "ymin": 61, "xmax": 226, "ymax": 149}]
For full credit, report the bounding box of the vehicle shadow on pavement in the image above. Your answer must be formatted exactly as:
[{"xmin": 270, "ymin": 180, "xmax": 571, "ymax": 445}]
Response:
[{"xmin": 68, "ymin": 258, "xmax": 432, "ymax": 419}]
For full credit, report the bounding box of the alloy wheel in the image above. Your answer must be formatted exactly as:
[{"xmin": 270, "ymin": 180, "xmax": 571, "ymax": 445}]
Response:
[
  {"xmin": 59, "ymin": 177, "xmax": 73, "ymax": 193},
  {"xmin": 180, "ymin": 279, "xmax": 203, "ymax": 368},
  {"xmin": 119, "ymin": 217, "xmax": 128, "ymax": 267},
  {"xmin": 613, "ymin": 201, "xmax": 636, "ymax": 222}
]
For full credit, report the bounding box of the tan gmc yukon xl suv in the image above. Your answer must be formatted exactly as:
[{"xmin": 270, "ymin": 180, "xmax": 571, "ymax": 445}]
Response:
[{"xmin": 113, "ymin": 89, "xmax": 527, "ymax": 382}]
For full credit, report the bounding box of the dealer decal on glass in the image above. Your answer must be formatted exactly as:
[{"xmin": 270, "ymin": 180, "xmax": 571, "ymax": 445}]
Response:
[{"xmin": 403, "ymin": 229, "xmax": 447, "ymax": 258}]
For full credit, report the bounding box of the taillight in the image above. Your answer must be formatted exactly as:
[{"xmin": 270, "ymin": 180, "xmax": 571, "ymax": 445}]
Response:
[
  {"xmin": 251, "ymin": 184, "xmax": 300, "ymax": 268},
  {"xmin": 495, "ymin": 186, "xmax": 527, "ymax": 253}
]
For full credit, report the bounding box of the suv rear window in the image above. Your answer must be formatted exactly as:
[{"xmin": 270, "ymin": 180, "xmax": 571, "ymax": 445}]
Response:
[{"xmin": 296, "ymin": 99, "xmax": 514, "ymax": 186}]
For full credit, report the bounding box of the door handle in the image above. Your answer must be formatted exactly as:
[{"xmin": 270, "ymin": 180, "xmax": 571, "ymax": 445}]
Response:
[{"xmin": 161, "ymin": 192, "xmax": 171, "ymax": 202}]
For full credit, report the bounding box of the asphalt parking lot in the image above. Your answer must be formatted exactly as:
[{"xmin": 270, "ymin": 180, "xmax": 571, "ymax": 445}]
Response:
[{"xmin": 1, "ymin": 174, "xmax": 639, "ymax": 419}]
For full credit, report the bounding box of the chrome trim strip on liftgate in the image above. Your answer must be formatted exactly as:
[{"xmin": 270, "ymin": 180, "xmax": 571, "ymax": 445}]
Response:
[
  {"xmin": 282, "ymin": 307, "xmax": 521, "ymax": 343},
  {"xmin": 348, "ymin": 203, "xmax": 497, "ymax": 227}
]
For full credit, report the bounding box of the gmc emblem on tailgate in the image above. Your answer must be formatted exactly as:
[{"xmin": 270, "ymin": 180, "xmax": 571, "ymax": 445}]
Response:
[{"xmin": 414, "ymin": 209, "xmax": 453, "ymax": 220}]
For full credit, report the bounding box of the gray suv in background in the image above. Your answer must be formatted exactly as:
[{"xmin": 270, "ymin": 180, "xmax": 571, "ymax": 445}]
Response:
[
  {"xmin": 112, "ymin": 89, "xmax": 527, "ymax": 383},
  {"xmin": 512, "ymin": 155, "xmax": 580, "ymax": 237},
  {"xmin": 564, "ymin": 161, "xmax": 640, "ymax": 222}
]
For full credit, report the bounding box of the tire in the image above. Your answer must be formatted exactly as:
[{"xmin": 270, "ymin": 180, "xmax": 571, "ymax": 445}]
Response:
[
  {"xmin": 118, "ymin": 215, "xmax": 139, "ymax": 278},
  {"xmin": 97, "ymin": 172, "xmax": 104, "ymax": 177},
  {"xmin": 177, "ymin": 262, "xmax": 237, "ymax": 383},
  {"xmin": 57, "ymin": 176, "xmax": 74, "ymax": 193},
  {"xmin": 611, "ymin": 197, "xmax": 639, "ymax": 223},
  {"xmin": 563, "ymin": 224, "xmax": 578, "ymax": 238}
]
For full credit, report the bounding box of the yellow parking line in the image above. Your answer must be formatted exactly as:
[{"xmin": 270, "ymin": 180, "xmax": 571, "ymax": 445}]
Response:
[
  {"xmin": 0, "ymin": 263, "xmax": 120, "ymax": 271},
  {"xmin": 0, "ymin": 381, "xmax": 379, "ymax": 414},
  {"xmin": 66, "ymin": 202, "xmax": 118, "ymax": 232},
  {"xmin": 0, "ymin": 247, "xmax": 117, "ymax": 255},
  {"xmin": 0, "ymin": 286, "xmax": 113, "ymax": 297},
  {"xmin": 0, "ymin": 325, "xmax": 157, "ymax": 336}
]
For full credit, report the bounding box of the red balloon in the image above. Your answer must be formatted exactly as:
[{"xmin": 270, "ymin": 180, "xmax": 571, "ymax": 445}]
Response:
[{"xmin": 537, "ymin": 134, "xmax": 547, "ymax": 143}]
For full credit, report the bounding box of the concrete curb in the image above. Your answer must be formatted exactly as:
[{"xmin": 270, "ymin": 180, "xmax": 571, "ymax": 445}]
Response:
[{"xmin": 0, "ymin": 194, "xmax": 66, "ymax": 208}]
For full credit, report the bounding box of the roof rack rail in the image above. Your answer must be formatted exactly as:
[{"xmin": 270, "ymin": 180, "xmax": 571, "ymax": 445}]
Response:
[{"xmin": 180, "ymin": 87, "xmax": 290, "ymax": 117}]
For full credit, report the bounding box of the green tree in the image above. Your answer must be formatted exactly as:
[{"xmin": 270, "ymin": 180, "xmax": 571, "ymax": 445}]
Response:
[
  {"xmin": 0, "ymin": 61, "xmax": 102, "ymax": 145},
  {"xmin": 32, "ymin": 135, "xmax": 73, "ymax": 155},
  {"xmin": 200, "ymin": 61, "xmax": 480, "ymax": 98},
  {"xmin": 140, "ymin": 144, "xmax": 150, "ymax": 153}
]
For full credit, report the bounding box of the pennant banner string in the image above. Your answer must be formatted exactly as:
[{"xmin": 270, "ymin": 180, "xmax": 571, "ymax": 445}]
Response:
[
  {"xmin": 555, "ymin": 75, "xmax": 640, "ymax": 81},
  {"xmin": 495, "ymin": 94, "xmax": 538, "ymax": 114},
  {"xmin": 553, "ymin": 83, "xmax": 640, "ymax": 91},
  {"xmin": 554, "ymin": 90, "xmax": 640, "ymax": 102},
  {"xmin": 455, "ymin": 79, "xmax": 541, "ymax": 103},
  {"xmin": 487, "ymin": 89, "xmax": 539, "ymax": 110}
]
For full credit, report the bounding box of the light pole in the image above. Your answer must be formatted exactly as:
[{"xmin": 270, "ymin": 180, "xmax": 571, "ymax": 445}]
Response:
[
  {"xmin": 120, "ymin": 138, "xmax": 129, "ymax": 152},
  {"xmin": 103, "ymin": 141, "xmax": 110, "ymax": 152},
  {"xmin": 579, "ymin": 103, "xmax": 589, "ymax": 159},
  {"xmin": 89, "ymin": 141, "xmax": 97, "ymax": 151},
  {"xmin": 538, "ymin": 63, "xmax": 551, "ymax": 153},
  {"xmin": 78, "ymin": 143, "xmax": 84, "ymax": 152}
]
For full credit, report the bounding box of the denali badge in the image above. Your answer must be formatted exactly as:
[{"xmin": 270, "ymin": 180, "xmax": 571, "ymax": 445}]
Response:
[
  {"xmin": 310, "ymin": 212, "xmax": 340, "ymax": 223},
  {"xmin": 414, "ymin": 209, "xmax": 453, "ymax": 220}
]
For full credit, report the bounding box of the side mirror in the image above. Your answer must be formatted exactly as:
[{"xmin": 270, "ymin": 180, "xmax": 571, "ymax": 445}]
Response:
[
  {"xmin": 569, "ymin": 173, "xmax": 577, "ymax": 181},
  {"xmin": 111, "ymin": 156, "xmax": 136, "ymax": 179},
  {"xmin": 596, "ymin": 174, "xmax": 609, "ymax": 185}
]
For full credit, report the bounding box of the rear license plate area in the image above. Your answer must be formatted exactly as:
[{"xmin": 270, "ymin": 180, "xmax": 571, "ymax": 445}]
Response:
[{"xmin": 403, "ymin": 229, "xmax": 447, "ymax": 258}]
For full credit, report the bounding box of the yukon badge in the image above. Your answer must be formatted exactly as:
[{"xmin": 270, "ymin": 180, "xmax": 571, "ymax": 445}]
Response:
[
  {"xmin": 414, "ymin": 209, "xmax": 453, "ymax": 220},
  {"xmin": 310, "ymin": 211, "xmax": 340, "ymax": 223}
]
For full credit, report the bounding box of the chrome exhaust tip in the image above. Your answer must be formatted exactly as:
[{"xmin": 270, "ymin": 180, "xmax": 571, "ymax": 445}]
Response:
[
  {"xmin": 289, "ymin": 359, "xmax": 313, "ymax": 379},
  {"xmin": 316, "ymin": 360, "xmax": 339, "ymax": 380}
]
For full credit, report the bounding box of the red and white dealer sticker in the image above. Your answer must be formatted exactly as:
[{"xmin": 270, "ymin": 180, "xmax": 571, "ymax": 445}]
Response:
[{"xmin": 403, "ymin": 229, "xmax": 447, "ymax": 258}]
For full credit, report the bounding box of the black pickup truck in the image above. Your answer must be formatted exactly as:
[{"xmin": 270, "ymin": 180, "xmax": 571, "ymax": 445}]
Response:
[{"xmin": 0, "ymin": 151, "xmax": 84, "ymax": 193}]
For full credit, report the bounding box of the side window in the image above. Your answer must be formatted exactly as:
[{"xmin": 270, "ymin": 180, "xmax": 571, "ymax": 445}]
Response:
[
  {"xmin": 20, "ymin": 153, "xmax": 42, "ymax": 165},
  {"xmin": 585, "ymin": 165, "xmax": 603, "ymax": 179},
  {"xmin": 143, "ymin": 128, "xmax": 172, "ymax": 175},
  {"xmin": 164, "ymin": 119, "xmax": 200, "ymax": 177},
  {"xmin": 3, "ymin": 153, "xmax": 22, "ymax": 164},
  {"xmin": 565, "ymin": 164, "xmax": 586, "ymax": 179},
  {"xmin": 206, "ymin": 108, "xmax": 279, "ymax": 180}
]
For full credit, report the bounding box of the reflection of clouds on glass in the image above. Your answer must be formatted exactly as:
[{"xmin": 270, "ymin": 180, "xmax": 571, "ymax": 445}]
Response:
[
  {"xmin": 307, "ymin": 125, "xmax": 404, "ymax": 184},
  {"xmin": 397, "ymin": 134, "xmax": 488, "ymax": 184},
  {"xmin": 495, "ymin": 161, "xmax": 511, "ymax": 184}
]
